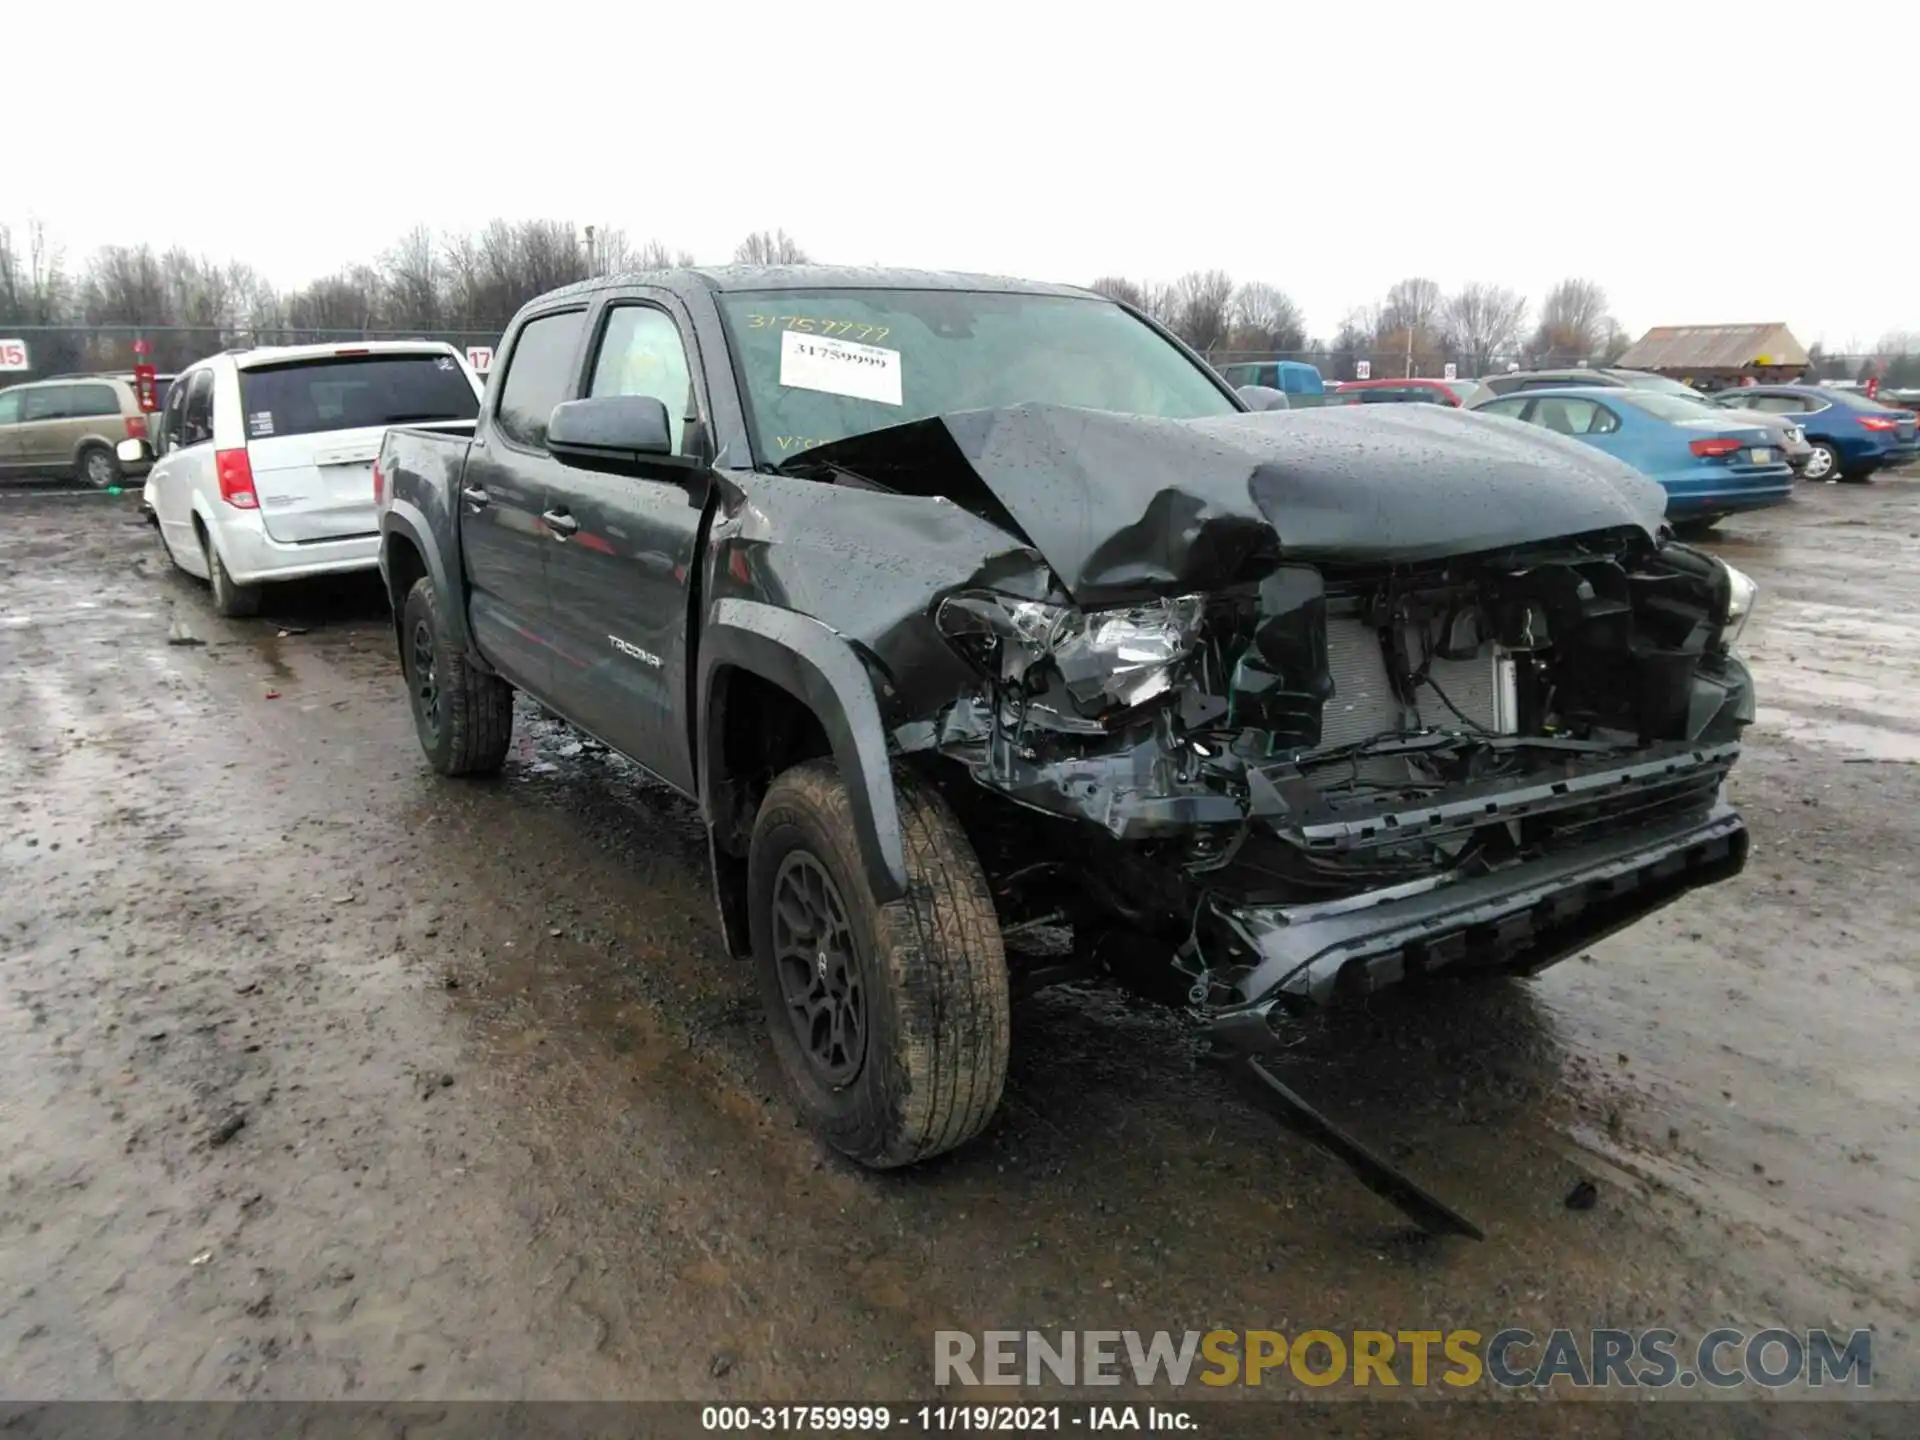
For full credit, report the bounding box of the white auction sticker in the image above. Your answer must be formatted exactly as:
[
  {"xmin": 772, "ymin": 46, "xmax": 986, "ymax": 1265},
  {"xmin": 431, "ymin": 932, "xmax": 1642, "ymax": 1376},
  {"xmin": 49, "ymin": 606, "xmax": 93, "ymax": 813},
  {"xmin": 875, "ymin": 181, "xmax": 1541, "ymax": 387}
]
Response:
[{"xmin": 778, "ymin": 329, "xmax": 901, "ymax": 406}]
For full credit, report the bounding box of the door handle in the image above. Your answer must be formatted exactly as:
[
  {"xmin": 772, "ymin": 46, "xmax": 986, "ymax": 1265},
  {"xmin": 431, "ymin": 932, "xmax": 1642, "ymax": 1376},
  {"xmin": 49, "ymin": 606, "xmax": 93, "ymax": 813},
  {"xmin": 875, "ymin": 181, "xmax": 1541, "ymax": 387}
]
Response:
[
  {"xmin": 461, "ymin": 485, "xmax": 490, "ymax": 509},
  {"xmin": 542, "ymin": 509, "xmax": 579, "ymax": 538}
]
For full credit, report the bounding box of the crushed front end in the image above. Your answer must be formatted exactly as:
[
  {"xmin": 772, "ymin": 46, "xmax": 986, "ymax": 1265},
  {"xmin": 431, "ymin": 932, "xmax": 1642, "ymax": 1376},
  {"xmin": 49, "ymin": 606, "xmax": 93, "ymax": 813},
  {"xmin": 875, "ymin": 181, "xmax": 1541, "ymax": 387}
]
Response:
[{"xmin": 910, "ymin": 526, "xmax": 1755, "ymax": 1034}]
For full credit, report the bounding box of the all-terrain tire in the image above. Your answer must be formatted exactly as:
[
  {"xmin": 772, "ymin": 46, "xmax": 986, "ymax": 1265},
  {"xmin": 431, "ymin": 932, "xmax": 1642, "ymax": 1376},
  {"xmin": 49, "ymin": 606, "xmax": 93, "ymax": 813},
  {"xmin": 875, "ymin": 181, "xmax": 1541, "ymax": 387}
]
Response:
[
  {"xmin": 748, "ymin": 759, "xmax": 1010, "ymax": 1168},
  {"xmin": 203, "ymin": 532, "xmax": 263, "ymax": 618},
  {"xmin": 401, "ymin": 575, "xmax": 513, "ymax": 775}
]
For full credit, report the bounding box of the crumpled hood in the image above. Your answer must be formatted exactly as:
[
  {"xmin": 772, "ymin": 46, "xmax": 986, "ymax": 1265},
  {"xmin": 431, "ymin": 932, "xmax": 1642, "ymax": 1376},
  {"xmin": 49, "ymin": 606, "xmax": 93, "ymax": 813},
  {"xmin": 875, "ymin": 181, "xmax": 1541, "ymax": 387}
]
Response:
[{"xmin": 781, "ymin": 401, "xmax": 1667, "ymax": 606}]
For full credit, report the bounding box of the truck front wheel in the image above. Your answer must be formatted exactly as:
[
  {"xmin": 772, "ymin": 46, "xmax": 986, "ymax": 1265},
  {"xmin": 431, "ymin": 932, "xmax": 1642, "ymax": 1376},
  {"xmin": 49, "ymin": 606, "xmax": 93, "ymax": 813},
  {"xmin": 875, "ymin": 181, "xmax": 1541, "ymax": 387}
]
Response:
[
  {"xmin": 401, "ymin": 576, "xmax": 514, "ymax": 776},
  {"xmin": 748, "ymin": 759, "xmax": 1010, "ymax": 1168}
]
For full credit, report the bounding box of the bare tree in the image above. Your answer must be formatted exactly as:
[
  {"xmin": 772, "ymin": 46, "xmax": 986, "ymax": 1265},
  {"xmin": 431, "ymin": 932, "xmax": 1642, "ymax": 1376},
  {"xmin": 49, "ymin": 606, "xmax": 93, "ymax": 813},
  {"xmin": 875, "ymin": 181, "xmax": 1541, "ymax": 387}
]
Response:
[
  {"xmin": 1380, "ymin": 277, "xmax": 1443, "ymax": 339},
  {"xmin": 733, "ymin": 229, "xmax": 810, "ymax": 265},
  {"xmin": 1442, "ymin": 282, "xmax": 1529, "ymax": 376},
  {"xmin": 1229, "ymin": 281, "xmax": 1307, "ymax": 353},
  {"xmin": 1532, "ymin": 278, "xmax": 1614, "ymax": 364},
  {"xmin": 1168, "ymin": 269, "xmax": 1235, "ymax": 355},
  {"xmin": 1088, "ymin": 274, "xmax": 1145, "ymax": 306},
  {"xmin": 382, "ymin": 226, "xmax": 442, "ymax": 331},
  {"xmin": 635, "ymin": 238, "xmax": 698, "ymax": 271}
]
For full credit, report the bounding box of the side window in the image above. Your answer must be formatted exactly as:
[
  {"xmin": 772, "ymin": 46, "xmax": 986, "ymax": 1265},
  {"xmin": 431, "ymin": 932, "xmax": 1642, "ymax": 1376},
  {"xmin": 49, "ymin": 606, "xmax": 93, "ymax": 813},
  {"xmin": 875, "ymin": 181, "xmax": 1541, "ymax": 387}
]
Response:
[
  {"xmin": 23, "ymin": 385, "xmax": 74, "ymax": 421},
  {"xmin": 1478, "ymin": 397, "xmax": 1530, "ymax": 420},
  {"xmin": 0, "ymin": 389, "xmax": 21, "ymax": 425},
  {"xmin": 72, "ymin": 384, "xmax": 122, "ymax": 419},
  {"xmin": 1757, "ymin": 395, "xmax": 1807, "ymax": 414},
  {"xmin": 160, "ymin": 373, "xmax": 192, "ymax": 453},
  {"xmin": 1532, "ymin": 397, "xmax": 1601, "ymax": 435},
  {"xmin": 588, "ymin": 304, "xmax": 696, "ymax": 454},
  {"xmin": 1588, "ymin": 403, "xmax": 1622, "ymax": 434},
  {"xmin": 495, "ymin": 309, "xmax": 588, "ymax": 450},
  {"xmin": 178, "ymin": 371, "xmax": 216, "ymax": 448}
]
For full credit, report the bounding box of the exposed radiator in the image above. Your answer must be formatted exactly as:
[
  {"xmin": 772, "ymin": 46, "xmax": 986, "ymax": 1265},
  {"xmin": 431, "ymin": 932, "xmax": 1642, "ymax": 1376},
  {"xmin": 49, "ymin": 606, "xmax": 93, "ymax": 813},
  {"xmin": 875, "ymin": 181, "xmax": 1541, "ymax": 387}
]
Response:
[{"xmin": 1316, "ymin": 617, "xmax": 1511, "ymax": 751}]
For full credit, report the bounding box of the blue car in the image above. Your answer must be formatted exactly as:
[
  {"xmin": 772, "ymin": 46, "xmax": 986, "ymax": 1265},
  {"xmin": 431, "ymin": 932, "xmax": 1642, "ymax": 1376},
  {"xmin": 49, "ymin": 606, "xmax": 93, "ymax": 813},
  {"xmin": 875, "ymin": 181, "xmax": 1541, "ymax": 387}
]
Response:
[
  {"xmin": 1219, "ymin": 360, "xmax": 1326, "ymax": 405},
  {"xmin": 1704, "ymin": 384, "xmax": 1919, "ymax": 483},
  {"xmin": 1472, "ymin": 386, "xmax": 1793, "ymax": 526}
]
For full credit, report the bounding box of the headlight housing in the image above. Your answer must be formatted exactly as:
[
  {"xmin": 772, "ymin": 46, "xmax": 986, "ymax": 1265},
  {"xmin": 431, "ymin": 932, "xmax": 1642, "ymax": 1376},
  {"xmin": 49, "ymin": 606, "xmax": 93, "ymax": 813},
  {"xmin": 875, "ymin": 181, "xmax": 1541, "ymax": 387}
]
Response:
[
  {"xmin": 1720, "ymin": 561, "xmax": 1758, "ymax": 648},
  {"xmin": 936, "ymin": 591, "xmax": 1204, "ymax": 711}
]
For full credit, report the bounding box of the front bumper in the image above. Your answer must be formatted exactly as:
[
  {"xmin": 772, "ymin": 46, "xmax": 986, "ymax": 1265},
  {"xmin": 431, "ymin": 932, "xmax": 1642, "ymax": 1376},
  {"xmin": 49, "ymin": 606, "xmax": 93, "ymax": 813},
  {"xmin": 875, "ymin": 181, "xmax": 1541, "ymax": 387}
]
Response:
[{"xmin": 1194, "ymin": 799, "xmax": 1748, "ymax": 1022}]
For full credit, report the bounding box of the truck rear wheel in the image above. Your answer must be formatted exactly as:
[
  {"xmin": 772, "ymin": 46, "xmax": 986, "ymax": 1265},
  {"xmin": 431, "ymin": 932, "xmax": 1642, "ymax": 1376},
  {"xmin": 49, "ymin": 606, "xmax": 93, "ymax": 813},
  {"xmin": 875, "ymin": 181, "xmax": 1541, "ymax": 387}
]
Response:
[
  {"xmin": 401, "ymin": 576, "xmax": 513, "ymax": 776},
  {"xmin": 748, "ymin": 759, "xmax": 1009, "ymax": 1168}
]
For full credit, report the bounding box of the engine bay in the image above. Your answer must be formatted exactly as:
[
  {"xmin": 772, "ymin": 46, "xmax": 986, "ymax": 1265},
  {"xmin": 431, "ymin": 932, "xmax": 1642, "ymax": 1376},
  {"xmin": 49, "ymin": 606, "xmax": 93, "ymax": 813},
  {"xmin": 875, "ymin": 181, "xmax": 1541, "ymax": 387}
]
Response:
[{"xmin": 916, "ymin": 528, "xmax": 1755, "ymax": 924}]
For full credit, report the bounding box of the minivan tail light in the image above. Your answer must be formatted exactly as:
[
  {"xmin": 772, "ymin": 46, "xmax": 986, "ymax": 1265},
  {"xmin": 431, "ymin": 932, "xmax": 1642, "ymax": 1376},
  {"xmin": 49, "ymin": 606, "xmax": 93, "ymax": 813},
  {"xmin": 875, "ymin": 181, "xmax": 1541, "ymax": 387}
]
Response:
[
  {"xmin": 372, "ymin": 458, "xmax": 386, "ymax": 507},
  {"xmin": 1690, "ymin": 437, "xmax": 1744, "ymax": 458},
  {"xmin": 216, "ymin": 448, "xmax": 259, "ymax": 509},
  {"xmin": 124, "ymin": 414, "xmax": 148, "ymax": 439}
]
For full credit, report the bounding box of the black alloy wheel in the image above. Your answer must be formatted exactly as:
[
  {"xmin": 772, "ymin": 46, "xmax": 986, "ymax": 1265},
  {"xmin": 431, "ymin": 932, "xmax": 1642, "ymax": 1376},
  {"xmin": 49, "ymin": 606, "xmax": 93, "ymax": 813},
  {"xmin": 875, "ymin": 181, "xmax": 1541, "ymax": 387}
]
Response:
[{"xmin": 769, "ymin": 849, "xmax": 867, "ymax": 1087}]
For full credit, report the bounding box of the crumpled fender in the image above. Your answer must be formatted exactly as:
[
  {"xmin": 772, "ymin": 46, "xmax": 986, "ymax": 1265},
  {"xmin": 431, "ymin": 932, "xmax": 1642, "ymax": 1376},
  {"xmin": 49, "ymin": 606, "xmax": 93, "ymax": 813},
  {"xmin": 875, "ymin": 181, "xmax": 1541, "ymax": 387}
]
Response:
[{"xmin": 697, "ymin": 598, "xmax": 908, "ymax": 905}]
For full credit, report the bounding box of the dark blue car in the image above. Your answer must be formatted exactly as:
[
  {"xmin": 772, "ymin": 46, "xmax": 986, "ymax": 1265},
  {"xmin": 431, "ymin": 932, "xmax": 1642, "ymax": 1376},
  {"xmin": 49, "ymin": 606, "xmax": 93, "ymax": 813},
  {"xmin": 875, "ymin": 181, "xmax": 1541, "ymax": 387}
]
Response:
[
  {"xmin": 1473, "ymin": 386, "xmax": 1793, "ymax": 526},
  {"xmin": 1707, "ymin": 385, "xmax": 1919, "ymax": 482}
]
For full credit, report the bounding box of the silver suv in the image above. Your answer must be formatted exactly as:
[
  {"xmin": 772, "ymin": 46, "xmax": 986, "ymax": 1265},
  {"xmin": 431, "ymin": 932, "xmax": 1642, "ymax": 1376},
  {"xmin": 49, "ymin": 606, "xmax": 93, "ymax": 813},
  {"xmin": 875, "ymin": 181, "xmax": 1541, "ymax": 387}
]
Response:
[{"xmin": 0, "ymin": 375, "xmax": 157, "ymax": 486}]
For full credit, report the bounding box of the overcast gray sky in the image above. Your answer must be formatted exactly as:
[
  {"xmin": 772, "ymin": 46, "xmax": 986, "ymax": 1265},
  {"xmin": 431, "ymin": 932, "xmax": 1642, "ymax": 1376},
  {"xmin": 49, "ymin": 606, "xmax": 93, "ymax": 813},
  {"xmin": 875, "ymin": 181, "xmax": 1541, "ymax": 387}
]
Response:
[{"xmin": 10, "ymin": 1, "xmax": 1916, "ymax": 349}]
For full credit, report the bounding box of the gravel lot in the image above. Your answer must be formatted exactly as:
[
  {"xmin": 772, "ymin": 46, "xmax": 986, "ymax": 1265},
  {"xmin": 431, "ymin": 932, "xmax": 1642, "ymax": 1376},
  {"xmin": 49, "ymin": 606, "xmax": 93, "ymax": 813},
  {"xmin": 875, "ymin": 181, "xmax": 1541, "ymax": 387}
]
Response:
[{"xmin": 0, "ymin": 473, "xmax": 1914, "ymax": 1426}]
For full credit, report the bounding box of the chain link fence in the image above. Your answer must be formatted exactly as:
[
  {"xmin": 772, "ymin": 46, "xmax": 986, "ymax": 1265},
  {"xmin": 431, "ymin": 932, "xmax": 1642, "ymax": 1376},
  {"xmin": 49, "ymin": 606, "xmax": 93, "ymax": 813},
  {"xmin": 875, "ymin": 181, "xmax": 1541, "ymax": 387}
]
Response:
[{"xmin": 0, "ymin": 324, "xmax": 507, "ymax": 383}]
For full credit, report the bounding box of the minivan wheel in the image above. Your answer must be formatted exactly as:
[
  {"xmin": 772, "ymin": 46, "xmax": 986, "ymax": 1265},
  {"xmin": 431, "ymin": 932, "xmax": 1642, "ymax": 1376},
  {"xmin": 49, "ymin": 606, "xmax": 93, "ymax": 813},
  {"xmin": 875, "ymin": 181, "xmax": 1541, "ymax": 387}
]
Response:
[
  {"xmin": 202, "ymin": 532, "xmax": 263, "ymax": 619},
  {"xmin": 78, "ymin": 445, "xmax": 121, "ymax": 489},
  {"xmin": 748, "ymin": 759, "xmax": 1010, "ymax": 1168},
  {"xmin": 400, "ymin": 576, "xmax": 513, "ymax": 775}
]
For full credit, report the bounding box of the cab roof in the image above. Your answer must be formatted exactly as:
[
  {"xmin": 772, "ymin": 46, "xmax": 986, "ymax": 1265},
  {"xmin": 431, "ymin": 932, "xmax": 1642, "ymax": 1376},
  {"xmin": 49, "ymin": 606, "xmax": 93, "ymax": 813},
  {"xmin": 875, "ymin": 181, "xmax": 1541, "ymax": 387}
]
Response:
[{"xmin": 543, "ymin": 265, "xmax": 1097, "ymax": 305}]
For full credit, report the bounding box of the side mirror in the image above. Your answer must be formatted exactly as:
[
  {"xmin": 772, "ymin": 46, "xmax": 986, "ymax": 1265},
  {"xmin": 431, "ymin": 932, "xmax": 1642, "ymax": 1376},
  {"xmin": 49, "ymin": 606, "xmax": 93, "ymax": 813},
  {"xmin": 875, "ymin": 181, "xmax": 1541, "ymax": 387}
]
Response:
[
  {"xmin": 117, "ymin": 437, "xmax": 153, "ymax": 465},
  {"xmin": 547, "ymin": 395, "xmax": 678, "ymax": 474},
  {"xmin": 1237, "ymin": 385, "xmax": 1291, "ymax": 413}
]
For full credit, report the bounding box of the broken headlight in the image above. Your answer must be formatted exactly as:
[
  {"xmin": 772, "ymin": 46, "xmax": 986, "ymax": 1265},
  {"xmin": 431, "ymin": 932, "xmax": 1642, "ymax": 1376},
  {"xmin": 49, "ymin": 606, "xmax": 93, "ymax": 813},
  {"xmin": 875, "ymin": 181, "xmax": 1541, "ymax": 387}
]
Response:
[
  {"xmin": 936, "ymin": 591, "xmax": 1205, "ymax": 710},
  {"xmin": 1720, "ymin": 561, "xmax": 1758, "ymax": 648}
]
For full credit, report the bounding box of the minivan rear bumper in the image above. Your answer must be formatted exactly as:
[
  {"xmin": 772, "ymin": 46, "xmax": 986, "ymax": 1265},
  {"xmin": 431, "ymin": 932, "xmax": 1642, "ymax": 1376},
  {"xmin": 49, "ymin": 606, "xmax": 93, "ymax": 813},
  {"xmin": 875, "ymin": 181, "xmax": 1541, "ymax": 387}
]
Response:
[{"xmin": 210, "ymin": 509, "xmax": 378, "ymax": 584}]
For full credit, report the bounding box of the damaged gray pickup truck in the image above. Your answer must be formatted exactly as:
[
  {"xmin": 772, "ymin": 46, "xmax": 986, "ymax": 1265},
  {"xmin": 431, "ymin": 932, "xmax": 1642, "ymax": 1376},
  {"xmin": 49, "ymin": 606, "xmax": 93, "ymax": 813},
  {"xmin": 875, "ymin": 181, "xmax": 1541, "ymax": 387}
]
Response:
[{"xmin": 376, "ymin": 267, "xmax": 1756, "ymax": 1236}]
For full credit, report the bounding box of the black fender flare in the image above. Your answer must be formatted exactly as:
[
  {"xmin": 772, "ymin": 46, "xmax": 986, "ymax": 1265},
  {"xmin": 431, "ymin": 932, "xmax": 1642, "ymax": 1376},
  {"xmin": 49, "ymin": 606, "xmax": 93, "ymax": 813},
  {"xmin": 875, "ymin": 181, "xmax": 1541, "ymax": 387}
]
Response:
[
  {"xmin": 380, "ymin": 502, "xmax": 473, "ymax": 656},
  {"xmin": 698, "ymin": 598, "xmax": 908, "ymax": 904}
]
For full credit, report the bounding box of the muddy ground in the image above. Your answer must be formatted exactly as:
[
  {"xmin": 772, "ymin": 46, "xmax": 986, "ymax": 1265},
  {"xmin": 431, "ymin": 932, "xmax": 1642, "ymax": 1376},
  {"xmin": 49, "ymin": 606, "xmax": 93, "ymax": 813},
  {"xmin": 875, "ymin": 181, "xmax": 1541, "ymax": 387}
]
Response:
[{"xmin": 0, "ymin": 473, "xmax": 1915, "ymax": 1423}]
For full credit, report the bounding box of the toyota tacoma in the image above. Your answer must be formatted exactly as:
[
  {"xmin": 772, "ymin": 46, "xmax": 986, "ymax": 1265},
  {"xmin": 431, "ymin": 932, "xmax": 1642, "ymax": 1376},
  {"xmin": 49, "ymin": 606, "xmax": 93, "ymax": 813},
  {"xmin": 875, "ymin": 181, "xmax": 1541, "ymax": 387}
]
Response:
[{"xmin": 376, "ymin": 268, "xmax": 1756, "ymax": 1234}]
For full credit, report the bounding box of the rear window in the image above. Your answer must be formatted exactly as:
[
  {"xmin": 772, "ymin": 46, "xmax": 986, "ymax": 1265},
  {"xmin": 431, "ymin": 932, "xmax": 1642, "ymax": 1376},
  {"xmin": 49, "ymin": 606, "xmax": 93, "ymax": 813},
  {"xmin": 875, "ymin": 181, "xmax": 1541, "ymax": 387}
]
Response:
[
  {"xmin": 1618, "ymin": 392, "xmax": 1723, "ymax": 422},
  {"xmin": 1618, "ymin": 373, "xmax": 1704, "ymax": 396},
  {"xmin": 1333, "ymin": 385, "xmax": 1450, "ymax": 405},
  {"xmin": 1825, "ymin": 388, "xmax": 1903, "ymax": 413},
  {"xmin": 237, "ymin": 353, "xmax": 478, "ymax": 440}
]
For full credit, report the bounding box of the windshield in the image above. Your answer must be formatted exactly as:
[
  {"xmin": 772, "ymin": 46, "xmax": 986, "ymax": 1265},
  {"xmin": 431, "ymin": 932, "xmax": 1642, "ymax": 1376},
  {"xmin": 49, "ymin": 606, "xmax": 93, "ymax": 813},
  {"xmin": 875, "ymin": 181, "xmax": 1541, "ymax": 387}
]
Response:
[
  {"xmin": 1618, "ymin": 392, "xmax": 1726, "ymax": 422},
  {"xmin": 716, "ymin": 288, "xmax": 1236, "ymax": 463},
  {"xmin": 238, "ymin": 353, "xmax": 478, "ymax": 440}
]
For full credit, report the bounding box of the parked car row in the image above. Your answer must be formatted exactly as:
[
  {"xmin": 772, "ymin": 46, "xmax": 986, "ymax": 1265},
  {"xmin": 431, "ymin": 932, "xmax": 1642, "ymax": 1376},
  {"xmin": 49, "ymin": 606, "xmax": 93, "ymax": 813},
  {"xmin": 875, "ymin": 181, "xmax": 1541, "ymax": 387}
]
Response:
[{"xmin": 1214, "ymin": 360, "xmax": 1916, "ymax": 533}]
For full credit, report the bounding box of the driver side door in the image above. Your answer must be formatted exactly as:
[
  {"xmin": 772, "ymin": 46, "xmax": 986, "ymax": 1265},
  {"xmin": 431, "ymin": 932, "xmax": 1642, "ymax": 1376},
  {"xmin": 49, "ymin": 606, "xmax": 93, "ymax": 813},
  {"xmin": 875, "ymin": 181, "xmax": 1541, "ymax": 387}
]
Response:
[{"xmin": 540, "ymin": 292, "xmax": 713, "ymax": 796}]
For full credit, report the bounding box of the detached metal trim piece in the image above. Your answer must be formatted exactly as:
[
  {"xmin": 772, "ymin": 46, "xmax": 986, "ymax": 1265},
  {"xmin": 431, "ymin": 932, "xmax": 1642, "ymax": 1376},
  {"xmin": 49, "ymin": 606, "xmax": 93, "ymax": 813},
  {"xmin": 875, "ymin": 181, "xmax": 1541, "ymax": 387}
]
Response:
[{"xmin": 1219, "ymin": 1052, "xmax": 1485, "ymax": 1240}]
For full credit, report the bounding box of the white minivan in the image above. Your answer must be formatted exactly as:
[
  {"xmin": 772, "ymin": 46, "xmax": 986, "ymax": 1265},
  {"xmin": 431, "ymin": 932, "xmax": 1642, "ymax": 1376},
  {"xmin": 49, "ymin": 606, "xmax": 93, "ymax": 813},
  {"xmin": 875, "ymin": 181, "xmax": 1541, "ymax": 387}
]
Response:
[{"xmin": 131, "ymin": 342, "xmax": 482, "ymax": 616}]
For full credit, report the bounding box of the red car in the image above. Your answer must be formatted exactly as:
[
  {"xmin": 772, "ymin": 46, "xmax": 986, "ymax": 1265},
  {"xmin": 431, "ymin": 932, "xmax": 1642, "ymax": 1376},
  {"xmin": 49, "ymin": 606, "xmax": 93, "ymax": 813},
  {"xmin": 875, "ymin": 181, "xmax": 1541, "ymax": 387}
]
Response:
[{"xmin": 1328, "ymin": 376, "xmax": 1491, "ymax": 408}]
